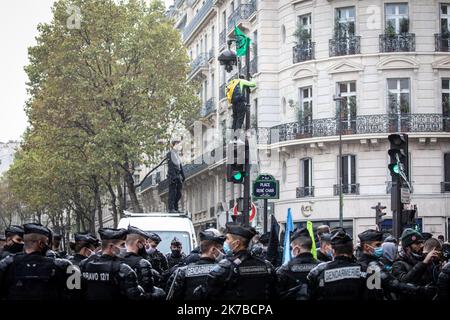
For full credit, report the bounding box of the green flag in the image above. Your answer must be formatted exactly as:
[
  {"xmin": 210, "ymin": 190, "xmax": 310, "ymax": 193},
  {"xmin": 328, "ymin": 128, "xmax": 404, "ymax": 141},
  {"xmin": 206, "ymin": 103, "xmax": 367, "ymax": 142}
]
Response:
[
  {"xmin": 307, "ymin": 221, "xmax": 317, "ymax": 260},
  {"xmin": 234, "ymin": 26, "xmax": 251, "ymax": 57}
]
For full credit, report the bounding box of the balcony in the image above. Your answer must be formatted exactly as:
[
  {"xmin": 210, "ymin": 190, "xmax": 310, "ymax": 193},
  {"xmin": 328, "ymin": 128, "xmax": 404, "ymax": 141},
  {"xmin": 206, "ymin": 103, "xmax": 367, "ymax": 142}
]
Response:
[
  {"xmin": 329, "ymin": 36, "xmax": 361, "ymax": 57},
  {"xmin": 257, "ymin": 113, "xmax": 450, "ymax": 144},
  {"xmin": 201, "ymin": 98, "xmax": 216, "ymax": 118},
  {"xmin": 435, "ymin": 34, "xmax": 450, "ymax": 52},
  {"xmin": 182, "ymin": 0, "xmax": 214, "ymax": 41},
  {"xmin": 296, "ymin": 186, "xmax": 315, "ymax": 198},
  {"xmin": 441, "ymin": 182, "xmax": 450, "ymax": 193},
  {"xmin": 293, "ymin": 42, "xmax": 315, "ymax": 63},
  {"xmin": 219, "ymin": 83, "xmax": 226, "ymax": 101},
  {"xmin": 379, "ymin": 33, "xmax": 415, "ymax": 53},
  {"xmin": 188, "ymin": 53, "xmax": 208, "ymax": 79},
  {"xmin": 227, "ymin": 0, "xmax": 257, "ymax": 33},
  {"xmin": 208, "ymin": 48, "xmax": 215, "ymax": 61},
  {"xmin": 333, "ymin": 184, "xmax": 360, "ymax": 196},
  {"xmin": 219, "ymin": 29, "xmax": 227, "ymax": 49}
]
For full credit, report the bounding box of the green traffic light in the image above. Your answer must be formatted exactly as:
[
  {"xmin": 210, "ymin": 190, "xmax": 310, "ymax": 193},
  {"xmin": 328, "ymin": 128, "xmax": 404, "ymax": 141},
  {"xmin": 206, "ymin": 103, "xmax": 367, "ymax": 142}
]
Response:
[
  {"xmin": 393, "ymin": 164, "xmax": 399, "ymax": 174},
  {"xmin": 233, "ymin": 172, "xmax": 242, "ymax": 180}
]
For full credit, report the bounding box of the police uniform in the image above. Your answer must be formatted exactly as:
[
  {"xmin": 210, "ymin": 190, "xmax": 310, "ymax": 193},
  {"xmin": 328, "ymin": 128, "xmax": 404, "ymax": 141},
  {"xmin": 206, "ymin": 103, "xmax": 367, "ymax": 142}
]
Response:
[
  {"xmin": 0, "ymin": 223, "xmax": 72, "ymax": 300},
  {"xmin": 166, "ymin": 230, "xmax": 225, "ymax": 300},
  {"xmin": 68, "ymin": 232, "xmax": 98, "ymax": 266},
  {"xmin": 79, "ymin": 228, "xmax": 148, "ymax": 300},
  {"xmin": 197, "ymin": 223, "xmax": 277, "ymax": 300},
  {"xmin": 122, "ymin": 226, "xmax": 165, "ymax": 299},
  {"xmin": 307, "ymin": 230, "xmax": 366, "ymax": 300},
  {"xmin": 357, "ymin": 229, "xmax": 427, "ymax": 300},
  {"xmin": 437, "ymin": 261, "xmax": 450, "ymax": 300},
  {"xmin": 276, "ymin": 228, "xmax": 318, "ymax": 300},
  {"xmin": 147, "ymin": 232, "xmax": 169, "ymax": 287},
  {"xmin": 0, "ymin": 225, "xmax": 24, "ymax": 260},
  {"xmin": 316, "ymin": 233, "xmax": 333, "ymax": 263},
  {"xmin": 166, "ymin": 237, "xmax": 186, "ymax": 269}
]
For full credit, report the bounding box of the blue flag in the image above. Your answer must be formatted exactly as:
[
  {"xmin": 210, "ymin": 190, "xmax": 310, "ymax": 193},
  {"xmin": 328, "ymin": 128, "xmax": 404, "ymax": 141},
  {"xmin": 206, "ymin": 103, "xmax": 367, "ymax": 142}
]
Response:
[{"xmin": 282, "ymin": 208, "xmax": 294, "ymax": 265}]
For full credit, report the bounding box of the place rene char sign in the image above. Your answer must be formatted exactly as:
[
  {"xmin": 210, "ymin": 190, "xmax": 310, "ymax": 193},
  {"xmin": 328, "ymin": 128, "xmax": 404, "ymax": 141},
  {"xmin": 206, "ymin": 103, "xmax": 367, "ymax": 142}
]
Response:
[{"xmin": 252, "ymin": 174, "xmax": 279, "ymax": 200}]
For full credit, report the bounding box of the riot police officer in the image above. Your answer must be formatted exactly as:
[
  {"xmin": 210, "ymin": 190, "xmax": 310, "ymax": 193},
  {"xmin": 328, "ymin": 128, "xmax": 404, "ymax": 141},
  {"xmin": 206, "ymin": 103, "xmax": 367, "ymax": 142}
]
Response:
[
  {"xmin": 0, "ymin": 225, "xmax": 24, "ymax": 259},
  {"xmin": 166, "ymin": 237, "xmax": 186, "ymax": 269},
  {"xmin": 123, "ymin": 225, "xmax": 165, "ymax": 299},
  {"xmin": 68, "ymin": 232, "xmax": 98, "ymax": 266},
  {"xmin": 357, "ymin": 229, "xmax": 430, "ymax": 300},
  {"xmin": 316, "ymin": 233, "xmax": 333, "ymax": 263},
  {"xmin": 79, "ymin": 227, "xmax": 148, "ymax": 300},
  {"xmin": 0, "ymin": 223, "xmax": 72, "ymax": 300},
  {"xmin": 277, "ymin": 227, "xmax": 318, "ymax": 299},
  {"xmin": 146, "ymin": 232, "xmax": 168, "ymax": 287},
  {"xmin": 196, "ymin": 223, "xmax": 277, "ymax": 300},
  {"xmin": 307, "ymin": 230, "xmax": 366, "ymax": 300},
  {"xmin": 166, "ymin": 229, "xmax": 225, "ymax": 300}
]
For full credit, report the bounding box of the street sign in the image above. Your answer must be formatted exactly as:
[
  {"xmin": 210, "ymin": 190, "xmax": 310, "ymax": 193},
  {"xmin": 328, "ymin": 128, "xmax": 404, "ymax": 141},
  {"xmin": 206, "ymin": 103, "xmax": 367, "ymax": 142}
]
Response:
[
  {"xmin": 252, "ymin": 174, "xmax": 279, "ymax": 199},
  {"xmin": 401, "ymin": 187, "xmax": 410, "ymax": 204}
]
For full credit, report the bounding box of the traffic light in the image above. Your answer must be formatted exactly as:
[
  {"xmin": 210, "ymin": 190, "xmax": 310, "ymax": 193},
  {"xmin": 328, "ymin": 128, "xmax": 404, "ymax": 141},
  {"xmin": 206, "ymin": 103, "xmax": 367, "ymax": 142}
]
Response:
[
  {"xmin": 388, "ymin": 133, "xmax": 409, "ymax": 182},
  {"xmin": 227, "ymin": 141, "xmax": 246, "ymax": 184},
  {"xmin": 372, "ymin": 202, "xmax": 387, "ymax": 230}
]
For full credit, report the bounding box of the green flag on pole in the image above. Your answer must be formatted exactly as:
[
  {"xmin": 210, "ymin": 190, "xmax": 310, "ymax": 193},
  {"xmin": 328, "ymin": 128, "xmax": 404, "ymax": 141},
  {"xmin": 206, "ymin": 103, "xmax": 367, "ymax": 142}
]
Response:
[
  {"xmin": 234, "ymin": 26, "xmax": 251, "ymax": 57},
  {"xmin": 307, "ymin": 221, "xmax": 317, "ymax": 260}
]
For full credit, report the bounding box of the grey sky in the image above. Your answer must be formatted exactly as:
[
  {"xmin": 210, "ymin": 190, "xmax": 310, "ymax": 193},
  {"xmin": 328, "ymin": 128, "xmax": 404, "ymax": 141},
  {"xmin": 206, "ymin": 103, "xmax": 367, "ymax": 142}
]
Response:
[{"xmin": 0, "ymin": 0, "xmax": 173, "ymax": 143}]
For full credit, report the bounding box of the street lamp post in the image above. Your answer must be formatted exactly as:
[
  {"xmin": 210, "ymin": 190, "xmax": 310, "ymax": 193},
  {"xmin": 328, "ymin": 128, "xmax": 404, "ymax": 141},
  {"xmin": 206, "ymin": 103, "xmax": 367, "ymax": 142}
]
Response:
[{"xmin": 334, "ymin": 95, "xmax": 345, "ymax": 228}]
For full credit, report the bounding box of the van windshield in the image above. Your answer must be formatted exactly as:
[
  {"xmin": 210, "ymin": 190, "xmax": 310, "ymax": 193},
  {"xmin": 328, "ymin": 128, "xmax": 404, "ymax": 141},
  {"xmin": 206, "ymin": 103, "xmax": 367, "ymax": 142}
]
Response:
[{"xmin": 148, "ymin": 231, "xmax": 191, "ymax": 256}]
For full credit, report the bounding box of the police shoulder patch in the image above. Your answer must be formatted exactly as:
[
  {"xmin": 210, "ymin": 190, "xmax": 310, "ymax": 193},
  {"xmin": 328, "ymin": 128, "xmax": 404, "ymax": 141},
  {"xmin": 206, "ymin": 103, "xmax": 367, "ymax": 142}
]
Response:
[
  {"xmin": 290, "ymin": 264, "xmax": 317, "ymax": 273},
  {"xmin": 238, "ymin": 265, "xmax": 269, "ymax": 275}
]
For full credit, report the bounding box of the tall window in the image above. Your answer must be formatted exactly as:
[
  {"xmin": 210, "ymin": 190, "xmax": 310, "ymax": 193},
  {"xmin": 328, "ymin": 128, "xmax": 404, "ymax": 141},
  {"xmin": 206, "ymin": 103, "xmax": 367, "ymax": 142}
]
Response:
[
  {"xmin": 299, "ymin": 86, "xmax": 313, "ymax": 134},
  {"xmin": 300, "ymin": 158, "xmax": 313, "ymax": 196},
  {"xmin": 339, "ymin": 155, "xmax": 357, "ymax": 194},
  {"xmin": 444, "ymin": 153, "xmax": 450, "ymax": 192},
  {"xmin": 222, "ymin": 11, "xmax": 227, "ymax": 31},
  {"xmin": 335, "ymin": 6, "xmax": 355, "ymax": 37},
  {"xmin": 443, "ymin": 79, "xmax": 450, "ymax": 131},
  {"xmin": 387, "ymin": 79, "xmax": 410, "ymax": 114},
  {"xmin": 296, "ymin": 13, "xmax": 312, "ymax": 44},
  {"xmin": 204, "ymin": 34, "xmax": 207, "ymax": 53},
  {"xmin": 385, "ymin": 3, "xmax": 409, "ymax": 33},
  {"xmin": 211, "ymin": 73, "xmax": 215, "ymax": 98},
  {"xmin": 337, "ymin": 82, "xmax": 357, "ymax": 132},
  {"xmin": 211, "ymin": 25, "xmax": 215, "ymax": 49}
]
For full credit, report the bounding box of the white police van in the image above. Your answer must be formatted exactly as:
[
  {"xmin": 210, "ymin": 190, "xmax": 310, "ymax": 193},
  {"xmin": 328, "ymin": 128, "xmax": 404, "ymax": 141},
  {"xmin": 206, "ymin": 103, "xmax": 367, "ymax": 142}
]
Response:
[{"xmin": 118, "ymin": 211, "xmax": 197, "ymax": 256}]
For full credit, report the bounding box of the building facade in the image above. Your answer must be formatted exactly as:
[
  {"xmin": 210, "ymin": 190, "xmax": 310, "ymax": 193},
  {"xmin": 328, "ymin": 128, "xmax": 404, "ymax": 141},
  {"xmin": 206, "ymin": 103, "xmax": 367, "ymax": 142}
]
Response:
[{"xmin": 140, "ymin": 0, "xmax": 450, "ymax": 239}]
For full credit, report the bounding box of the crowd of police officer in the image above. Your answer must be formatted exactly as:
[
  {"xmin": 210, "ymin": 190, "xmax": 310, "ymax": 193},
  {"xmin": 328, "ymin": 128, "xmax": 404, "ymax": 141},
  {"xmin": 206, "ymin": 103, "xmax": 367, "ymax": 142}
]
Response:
[{"xmin": 0, "ymin": 221, "xmax": 449, "ymax": 300}]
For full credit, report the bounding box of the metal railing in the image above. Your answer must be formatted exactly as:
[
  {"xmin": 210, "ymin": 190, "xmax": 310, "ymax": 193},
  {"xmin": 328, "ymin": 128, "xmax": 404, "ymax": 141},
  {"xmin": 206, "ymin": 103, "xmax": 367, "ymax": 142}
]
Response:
[
  {"xmin": 257, "ymin": 113, "xmax": 450, "ymax": 144},
  {"xmin": 182, "ymin": 0, "xmax": 214, "ymax": 41},
  {"xmin": 189, "ymin": 53, "xmax": 208, "ymax": 77},
  {"xmin": 435, "ymin": 34, "xmax": 450, "ymax": 52},
  {"xmin": 296, "ymin": 186, "xmax": 315, "ymax": 198},
  {"xmin": 201, "ymin": 98, "xmax": 216, "ymax": 117},
  {"xmin": 333, "ymin": 184, "xmax": 360, "ymax": 195},
  {"xmin": 293, "ymin": 42, "xmax": 315, "ymax": 63},
  {"xmin": 227, "ymin": 0, "xmax": 257, "ymax": 32},
  {"xmin": 329, "ymin": 36, "xmax": 361, "ymax": 57},
  {"xmin": 379, "ymin": 33, "xmax": 415, "ymax": 52}
]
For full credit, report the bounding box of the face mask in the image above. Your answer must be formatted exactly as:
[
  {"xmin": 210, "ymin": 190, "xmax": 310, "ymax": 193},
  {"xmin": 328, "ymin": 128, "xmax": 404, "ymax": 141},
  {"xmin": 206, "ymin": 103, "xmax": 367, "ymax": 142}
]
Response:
[
  {"xmin": 223, "ymin": 242, "xmax": 233, "ymax": 255},
  {"xmin": 214, "ymin": 248, "xmax": 225, "ymax": 262},
  {"xmin": 373, "ymin": 247, "xmax": 384, "ymax": 258},
  {"xmin": 6, "ymin": 241, "xmax": 24, "ymax": 253},
  {"xmin": 171, "ymin": 249, "xmax": 181, "ymax": 257},
  {"xmin": 326, "ymin": 249, "xmax": 334, "ymax": 258}
]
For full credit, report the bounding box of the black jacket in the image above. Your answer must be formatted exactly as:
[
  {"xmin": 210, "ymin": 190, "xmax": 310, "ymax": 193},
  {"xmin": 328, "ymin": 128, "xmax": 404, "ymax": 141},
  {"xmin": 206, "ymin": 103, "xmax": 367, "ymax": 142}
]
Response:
[
  {"xmin": 276, "ymin": 252, "xmax": 318, "ymax": 299},
  {"xmin": 437, "ymin": 261, "xmax": 450, "ymax": 301},
  {"xmin": 307, "ymin": 255, "xmax": 366, "ymax": 300},
  {"xmin": 316, "ymin": 249, "xmax": 332, "ymax": 263}
]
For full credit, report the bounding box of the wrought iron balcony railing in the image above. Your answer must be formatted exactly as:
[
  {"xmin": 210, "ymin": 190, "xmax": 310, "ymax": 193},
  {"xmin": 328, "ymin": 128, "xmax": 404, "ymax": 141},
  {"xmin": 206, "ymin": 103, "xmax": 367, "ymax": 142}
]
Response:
[
  {"xmin": 293, "ymin": 42, "xmax": 315, "ymax": 63},
  {"xmin": 329, "ymin": 36, "xmax": 361, "ymax": 57},
  {"xmin": 201, "ymin": 98, "xmax": 216, "ymax": 117},
  {"xmin": 257, "ymin": 113, "xmax": 450, "ymax": 144},
  {"xmin": 296, "ymin": 186, "xmax": 315, "ymax": 198},
  {"xmin": 189, "ymin": 53, "xmax": 208, "ymax": 77},
  {"xmin": 441, "ymin": 181, "xmax": 450, "ymax": 193},
  {"xmin": 333, "ymin": 184, "xmax": 360, "ymax": 196},
  {"xmin": 219, "ymin": 29, "xmax": 226, "ymax": 48},
  {"xmin": 435, "ymin": 34, "xmax": 450, "ymax": 52},
  {"xmin": 379, "ymin": 33, "xmax": 415, "ymax": 53},
  {"xmin": 182, "ymin": 0, "xmax": 214, "ymax": 41},
  {"xmin": 227, "ymin": 0, "xmax": 257, "ymax": 32}
]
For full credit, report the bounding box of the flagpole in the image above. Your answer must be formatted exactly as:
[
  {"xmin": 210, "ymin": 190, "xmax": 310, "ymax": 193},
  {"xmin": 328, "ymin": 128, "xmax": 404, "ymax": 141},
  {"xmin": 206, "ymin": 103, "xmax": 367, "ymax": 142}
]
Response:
[{"xmin": 243, "ymin": 35, "xmax": 251, "ymax": 227}]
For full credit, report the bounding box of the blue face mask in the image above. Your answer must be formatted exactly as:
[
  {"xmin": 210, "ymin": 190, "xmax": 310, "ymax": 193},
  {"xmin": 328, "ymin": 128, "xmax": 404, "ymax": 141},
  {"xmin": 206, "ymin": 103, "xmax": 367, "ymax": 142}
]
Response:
[
  {"xmin": 223, "ymin": 242, "xmax": 233, "ymax": 255},
  {"xmin": 373, "ymin": 247, "xmax": 384, "ymax": 258},
  {"xmin": 326, "ymin": 249, "xmax": 334, "ymax": 258}
]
